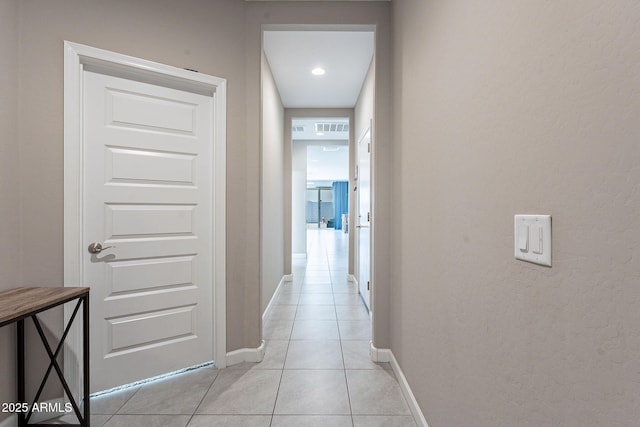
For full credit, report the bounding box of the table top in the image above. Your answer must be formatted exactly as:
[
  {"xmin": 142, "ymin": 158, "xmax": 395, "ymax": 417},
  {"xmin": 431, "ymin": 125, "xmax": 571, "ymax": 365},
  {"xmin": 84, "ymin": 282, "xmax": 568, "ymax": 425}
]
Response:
[{"xmin": 0, "ymin": 287, "xmax": 89, "ymax": 327}]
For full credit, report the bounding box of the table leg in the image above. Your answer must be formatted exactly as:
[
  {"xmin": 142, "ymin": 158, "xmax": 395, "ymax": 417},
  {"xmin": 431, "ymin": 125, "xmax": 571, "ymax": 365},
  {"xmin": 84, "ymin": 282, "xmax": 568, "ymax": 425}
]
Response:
[
  {"xmin": 17, "ymin": 319, "xmax": 25, "ymax": 427},
  {"xmin": 83, "ymin": 294, "xmax": 90, "ymax": 427}
]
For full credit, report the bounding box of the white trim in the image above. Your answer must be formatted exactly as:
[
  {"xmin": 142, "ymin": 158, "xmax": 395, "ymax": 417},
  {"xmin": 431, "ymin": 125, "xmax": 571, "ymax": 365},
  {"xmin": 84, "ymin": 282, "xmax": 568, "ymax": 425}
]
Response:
[
  {"xmin": 292, "ymin": 253, "xmax": 307, "ymax": 259},
  {"xmin": 389, "ymin": 351, "xmax": 430, "ymax": 427},
  {"xmin": 369, "ymin": 343, "xmax": 429, "ymax": 427},
  {"xmin": 63, "ymin": 38, "xmax": 85, "ymax": 402},
  {"xmin": 351, "ymin": 275, "xmax": 372, "ymax": 319},
  {"xmin": 212, "ymin": 76, "xmax": 228, "ymax": 370},
  {"xmin": 355, "ymin": 120, "xmax": 373, "ymax": 316},
  {"xmin": 262, "ymin": 275, "xmax": 287, "ymax": 322},
  {"xmin": 262, "ymin": 24, "xmax": 377, "ymax": 32},
  {"xmin": 63, "ymin": 41, "xmax": 227, "ymax": 381},
  {"xmin": 369, "ymin": 340, "xmax": 390, "ymax": 363},
  {"xmin": 226, "ymin": 340, "xmax": 266, "ymax": 366}
]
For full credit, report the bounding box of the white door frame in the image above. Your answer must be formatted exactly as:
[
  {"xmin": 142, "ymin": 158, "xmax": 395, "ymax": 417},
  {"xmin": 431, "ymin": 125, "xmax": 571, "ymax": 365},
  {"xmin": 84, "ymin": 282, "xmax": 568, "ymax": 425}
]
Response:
[
  {"xmin": 355, "ymin": 122, "xmax": 373, "ymax": 313},
  {"xmin": 63, "ymin": 42, "xmax": 227, "ymax": 394}
]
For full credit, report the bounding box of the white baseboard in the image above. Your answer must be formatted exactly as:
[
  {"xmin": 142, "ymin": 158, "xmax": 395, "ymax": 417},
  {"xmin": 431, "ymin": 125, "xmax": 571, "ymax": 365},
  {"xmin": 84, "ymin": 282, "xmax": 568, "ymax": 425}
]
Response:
[
  {"xmin": 225, "ymin": 340, "xmax": 265, "ymax": 366},
  {"xmin": 263, "ymin": 275, "xmax": 288, "ymax": 322},
  {"xmin": 369, "ymin": 341, "xmax": 391, "ymax": 362},
  {"xmin": 370, "ymin": 342, "xmax": 429, "ymax": 427},
  {"xmin": 0, "ymin": 397, "xmax": 73, "ymax": 427}
]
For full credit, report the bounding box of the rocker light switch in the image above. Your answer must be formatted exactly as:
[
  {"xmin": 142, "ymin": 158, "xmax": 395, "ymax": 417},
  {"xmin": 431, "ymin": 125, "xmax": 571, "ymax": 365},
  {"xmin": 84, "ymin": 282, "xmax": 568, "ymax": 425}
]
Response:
[
  {"xmin": 514, "ymin": 215, "xmax": 551, "ymax": 266},
  {"xmin": 517, "ymin": 224, "xmax": 529, "ymax": 252},
  {"xmin": 531, "ymin": 224, "xmax": 543, "ymax": 254}
]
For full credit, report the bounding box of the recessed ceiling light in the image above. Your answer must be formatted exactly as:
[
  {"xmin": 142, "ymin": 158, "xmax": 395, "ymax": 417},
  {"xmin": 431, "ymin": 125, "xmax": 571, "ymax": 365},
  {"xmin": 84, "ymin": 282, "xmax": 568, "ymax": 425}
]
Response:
[
  {"xmin": 316, "ymin": 131, "xmax": 324, "ymax": 136},
  {"xmin": 311, "ymin": 67, "xmax": 326, "ymax": 76}
]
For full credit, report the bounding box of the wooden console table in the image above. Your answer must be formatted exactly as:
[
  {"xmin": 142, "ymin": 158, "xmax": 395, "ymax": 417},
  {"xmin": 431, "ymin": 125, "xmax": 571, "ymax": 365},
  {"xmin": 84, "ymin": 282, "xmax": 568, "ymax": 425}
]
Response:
[{"xmin": 0, "ymin": 287, "xmax": 90, "ymax": 427}]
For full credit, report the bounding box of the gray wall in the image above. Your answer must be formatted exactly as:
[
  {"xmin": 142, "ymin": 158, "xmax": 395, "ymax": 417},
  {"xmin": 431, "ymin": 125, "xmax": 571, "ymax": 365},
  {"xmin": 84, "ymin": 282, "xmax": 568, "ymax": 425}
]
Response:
[
  {"xmin": 0, "ymin": 0, "xmax": 19, "ymax": 420},
  {"xmin": 260, "ymin": 54, "xmax": 285, "ymax": 314},
  {"xmin": 370, "ymin": 11, "xmax": 392, "ymax": 348},
  {"xmin": 391, "ymin": 1, "xmax": 640, "ymax": 425},
  {"xmin": 7, "ymin": 0, "xmax": 249, "ymax": 404}
]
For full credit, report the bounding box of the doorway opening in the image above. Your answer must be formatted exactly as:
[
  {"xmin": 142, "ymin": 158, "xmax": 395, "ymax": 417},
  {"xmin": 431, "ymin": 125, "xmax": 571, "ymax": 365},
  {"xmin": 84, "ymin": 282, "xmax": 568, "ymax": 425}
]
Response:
[
  {"xmin": 306, "ymin": 187, "xmax": 333, "ymax": 229},
  {"xmin": 261, "ymin": 25, "xmax": 375, "ymax": 341},
  {"xmin": 292, "ymin": 117, "xmax": 350, "ymax": 249}
]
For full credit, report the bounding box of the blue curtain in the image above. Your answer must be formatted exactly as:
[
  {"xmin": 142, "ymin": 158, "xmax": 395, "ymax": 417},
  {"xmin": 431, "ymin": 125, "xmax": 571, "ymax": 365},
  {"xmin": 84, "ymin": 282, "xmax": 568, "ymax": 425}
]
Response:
[{"xmin": 332, "ymin": 181, "xmax": 349, "ymax": 230}]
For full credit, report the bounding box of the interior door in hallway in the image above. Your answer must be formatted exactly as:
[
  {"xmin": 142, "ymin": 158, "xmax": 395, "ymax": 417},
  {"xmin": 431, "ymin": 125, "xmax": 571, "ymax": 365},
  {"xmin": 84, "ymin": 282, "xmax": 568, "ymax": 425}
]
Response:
[
  {"xmin": 357, "ymin": 126, "xmax": 371, "ymax": 311},
  {"xmin": 83, "ymin": 70, "xmax": 214, "ymax": 392}
]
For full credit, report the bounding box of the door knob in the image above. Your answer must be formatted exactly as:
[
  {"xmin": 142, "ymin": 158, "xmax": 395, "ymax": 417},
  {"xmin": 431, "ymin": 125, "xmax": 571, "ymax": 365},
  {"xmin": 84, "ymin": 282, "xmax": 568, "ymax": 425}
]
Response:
[{"xmin": 88, "ymin": 242, "xmax": 115, "ymax": 254}]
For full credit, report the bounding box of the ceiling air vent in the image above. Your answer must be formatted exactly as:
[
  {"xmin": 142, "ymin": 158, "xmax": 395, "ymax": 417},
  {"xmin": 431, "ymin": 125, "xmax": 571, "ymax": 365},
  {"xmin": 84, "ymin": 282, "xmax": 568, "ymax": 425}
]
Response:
[
  {"xmin": 292, "ymin": 125, "xmax": 305, "ymax": 132},
  {"xmin": 314, "ymin": 123, "xmax": 349, "ymax": 133}
]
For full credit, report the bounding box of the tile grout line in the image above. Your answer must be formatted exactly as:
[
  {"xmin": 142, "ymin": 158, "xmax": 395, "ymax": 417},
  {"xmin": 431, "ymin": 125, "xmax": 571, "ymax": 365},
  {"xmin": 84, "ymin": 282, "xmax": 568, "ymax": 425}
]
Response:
[
  {"xmin": 268, "ymin": 261, "xmax": 303, "ymax": 425},
  {"xmin": 106, "ymin": 382, "xmax": 143, "ymax": 418},
  {"xmin": 184, "ymin": 367, "xmax": 220, "ymax": 426},
  {"xmin": 325, "ymin": 231, "xmax": 357, "ymax": 427}
]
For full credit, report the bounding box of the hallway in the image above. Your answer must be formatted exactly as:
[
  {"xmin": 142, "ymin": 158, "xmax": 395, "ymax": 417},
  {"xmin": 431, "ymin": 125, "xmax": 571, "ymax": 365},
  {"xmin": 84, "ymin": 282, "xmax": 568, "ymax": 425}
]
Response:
[{"xmin": 84, "ymin": 229, "xmax": 416, "ymax": 426}]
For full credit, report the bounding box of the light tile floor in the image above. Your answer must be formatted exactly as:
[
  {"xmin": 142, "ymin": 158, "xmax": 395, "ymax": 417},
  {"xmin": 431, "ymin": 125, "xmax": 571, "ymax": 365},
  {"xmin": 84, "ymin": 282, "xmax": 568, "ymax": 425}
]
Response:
[{"xmin": 59, "ymin": 230, "xmax": 417, "ymax": 426}]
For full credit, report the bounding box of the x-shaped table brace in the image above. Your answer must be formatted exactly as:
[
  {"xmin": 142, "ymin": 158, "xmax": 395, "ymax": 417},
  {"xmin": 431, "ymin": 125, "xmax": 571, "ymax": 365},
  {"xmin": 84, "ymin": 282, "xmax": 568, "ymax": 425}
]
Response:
[{"xmin": 17, "ymin": 292, "xmax": 89, "ymax": 427}]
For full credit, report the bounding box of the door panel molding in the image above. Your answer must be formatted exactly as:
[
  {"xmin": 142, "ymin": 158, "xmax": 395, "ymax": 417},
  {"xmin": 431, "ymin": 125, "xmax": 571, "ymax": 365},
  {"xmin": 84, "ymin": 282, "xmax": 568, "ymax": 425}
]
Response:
[{"xmin": 63, "ymin": 42, "xmax": 227, "ymax": 395}]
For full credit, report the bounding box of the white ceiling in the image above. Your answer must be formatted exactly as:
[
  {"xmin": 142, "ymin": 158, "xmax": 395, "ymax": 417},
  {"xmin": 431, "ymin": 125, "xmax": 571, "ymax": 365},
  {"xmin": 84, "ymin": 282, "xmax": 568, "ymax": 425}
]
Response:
[
  {"xmin": 244, "ymin": 0, "xmax": 392, "ymax": 2},
  {"xmin": 263, "ymin": 31, "xmax": 374, "ymax": 108},
  {"xmin": 265, "ymin": 31, "xmax": 368, "ymax": 183},
  {"xmin": 292, "ymin": 117, "xmax": 349, "ymax": 141}
]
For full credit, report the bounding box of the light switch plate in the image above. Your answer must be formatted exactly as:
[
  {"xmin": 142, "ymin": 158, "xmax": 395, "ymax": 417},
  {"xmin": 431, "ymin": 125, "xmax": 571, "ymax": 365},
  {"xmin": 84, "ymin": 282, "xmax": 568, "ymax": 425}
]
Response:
[{"xmin": 514, "ymin": 215, "xmax": 551, "ymax": 266}]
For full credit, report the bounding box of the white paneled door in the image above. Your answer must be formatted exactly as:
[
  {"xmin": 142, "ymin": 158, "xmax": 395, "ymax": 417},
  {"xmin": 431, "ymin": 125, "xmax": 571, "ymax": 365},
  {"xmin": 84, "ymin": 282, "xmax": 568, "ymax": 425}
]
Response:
[
  {"xmin": 83, "ymin": 70, "xmax": 214, "ymax": 392},
  {"xmin": 357, "ymin": 126, "xmax": 371, "ymax": 312}
]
